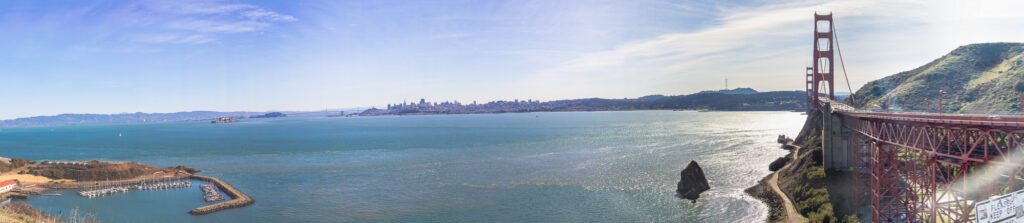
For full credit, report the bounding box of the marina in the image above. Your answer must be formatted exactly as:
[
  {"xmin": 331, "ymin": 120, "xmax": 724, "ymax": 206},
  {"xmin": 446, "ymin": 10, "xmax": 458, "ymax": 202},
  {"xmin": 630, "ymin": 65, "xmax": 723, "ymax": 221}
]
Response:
[
  {"xmin": 78, "ymin": 181, "xmax": 193, "ymax": 198},
  {"xmin": 136, "ymin": 181, "xmax": 192, "ymax": 191},
  {"xmin": 15, "ymin": 174, "xmax": 252, "ymax": 219},
  {"xmin": 78, "ymin": 186, "xmax": 129, "ymax": 198}
]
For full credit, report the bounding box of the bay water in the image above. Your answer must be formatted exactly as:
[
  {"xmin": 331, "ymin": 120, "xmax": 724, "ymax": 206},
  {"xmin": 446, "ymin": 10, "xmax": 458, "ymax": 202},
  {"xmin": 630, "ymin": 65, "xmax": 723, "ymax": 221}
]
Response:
[{"xmin": 0, "ymin": 111, "xmax": 804, "ymax": 222}]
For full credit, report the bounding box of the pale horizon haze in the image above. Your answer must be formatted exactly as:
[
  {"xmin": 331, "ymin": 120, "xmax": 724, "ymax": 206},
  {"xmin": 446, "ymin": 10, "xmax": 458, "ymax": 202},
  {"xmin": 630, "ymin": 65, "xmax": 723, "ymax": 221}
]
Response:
[{"xmin": 2, "ymin": 0, "xmax": 1023, "ymax": 119}]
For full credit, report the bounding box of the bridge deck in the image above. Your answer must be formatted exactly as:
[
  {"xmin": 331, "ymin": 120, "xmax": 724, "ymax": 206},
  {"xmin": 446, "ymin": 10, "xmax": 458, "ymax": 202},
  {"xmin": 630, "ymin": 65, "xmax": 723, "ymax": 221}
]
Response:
[{"xmin": 818, "ymin": 97, "xmax": 1024, "ymax": 129}]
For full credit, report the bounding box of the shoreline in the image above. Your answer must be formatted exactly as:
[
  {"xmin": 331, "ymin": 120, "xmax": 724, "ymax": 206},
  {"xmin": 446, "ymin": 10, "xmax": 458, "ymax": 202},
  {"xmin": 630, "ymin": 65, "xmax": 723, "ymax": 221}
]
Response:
[
  {"xmin": 746, "ymin": 147, "xmax": 802, "ymax": 223},
  {"xmin": 745, "ymin": 129, "xmax": 813, "ymax": 222},
  {"xmin": 349, "ymin": 109, "xmax": 803, "ymax": 117},
  {"xmin": 747, "ymin": 144, "xmax": 808, "ymax": 223}
]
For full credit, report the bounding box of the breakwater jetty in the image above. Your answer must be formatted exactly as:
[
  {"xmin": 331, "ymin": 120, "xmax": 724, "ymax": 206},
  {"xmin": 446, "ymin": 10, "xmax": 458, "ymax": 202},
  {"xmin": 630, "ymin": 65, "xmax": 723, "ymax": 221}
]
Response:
[{"xmin": 188, "ymin": 175, "xmax": 254, "ymax": 215}]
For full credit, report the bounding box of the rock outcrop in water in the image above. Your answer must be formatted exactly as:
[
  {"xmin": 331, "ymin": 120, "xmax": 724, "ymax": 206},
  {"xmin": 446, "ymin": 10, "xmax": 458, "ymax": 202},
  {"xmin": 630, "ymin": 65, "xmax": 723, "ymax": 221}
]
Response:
[
  {"xmin": 676, "ymin": 160, "xmax": 710, "ymax": 201},
  {"xmin": 768, "ymin": 156, "xmax": 791, "ymax": 171}
]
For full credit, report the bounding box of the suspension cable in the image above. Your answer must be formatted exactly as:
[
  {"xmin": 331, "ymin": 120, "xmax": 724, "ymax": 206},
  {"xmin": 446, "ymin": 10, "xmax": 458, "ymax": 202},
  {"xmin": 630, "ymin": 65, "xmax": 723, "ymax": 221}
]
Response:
[{"xmin": 832, "ymin": 22, "xmax": 856, "ymax": 104}]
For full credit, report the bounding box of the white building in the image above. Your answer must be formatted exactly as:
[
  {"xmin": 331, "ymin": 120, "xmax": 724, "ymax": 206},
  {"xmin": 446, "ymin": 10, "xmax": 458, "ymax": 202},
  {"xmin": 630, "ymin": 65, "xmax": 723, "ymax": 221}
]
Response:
[{"xmin": 0, "ymin": 180, "xmax": 16, "ymax": 193}]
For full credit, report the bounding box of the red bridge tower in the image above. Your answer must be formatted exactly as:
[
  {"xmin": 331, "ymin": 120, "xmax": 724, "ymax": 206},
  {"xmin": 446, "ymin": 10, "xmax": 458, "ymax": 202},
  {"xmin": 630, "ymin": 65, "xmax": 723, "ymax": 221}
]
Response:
[{"xmin": 811, "ymin": 13, "xmax": 835, "ymax": 108}]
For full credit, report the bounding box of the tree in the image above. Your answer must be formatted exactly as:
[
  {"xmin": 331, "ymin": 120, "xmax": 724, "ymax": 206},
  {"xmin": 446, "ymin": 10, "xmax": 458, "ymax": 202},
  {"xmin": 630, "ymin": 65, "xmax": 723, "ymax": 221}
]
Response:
[
  {"xmin": 870, "ymin": 84, "xmax": 883, "ymax": 96},
  {"xmin": 10, "ymin": 158, "xmax": 29, "ymax": 168}
]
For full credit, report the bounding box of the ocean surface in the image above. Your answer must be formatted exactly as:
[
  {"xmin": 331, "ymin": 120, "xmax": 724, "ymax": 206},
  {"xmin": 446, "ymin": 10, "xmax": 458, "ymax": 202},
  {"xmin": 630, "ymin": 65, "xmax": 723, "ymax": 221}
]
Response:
[{"xmin": 0, "ymin": 111, "xmax": 804, "ymax": 222}]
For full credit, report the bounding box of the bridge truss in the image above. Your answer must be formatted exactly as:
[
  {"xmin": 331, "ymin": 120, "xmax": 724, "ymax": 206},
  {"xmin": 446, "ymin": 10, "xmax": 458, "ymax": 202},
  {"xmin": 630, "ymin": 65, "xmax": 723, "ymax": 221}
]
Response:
[
  {"xmin": 846, "ymin": 110, "xmax": 1024, "ymax": 222},
  {"xmin": 807, "ymin": 13, "xmax": 1024, "ymax": 222}
]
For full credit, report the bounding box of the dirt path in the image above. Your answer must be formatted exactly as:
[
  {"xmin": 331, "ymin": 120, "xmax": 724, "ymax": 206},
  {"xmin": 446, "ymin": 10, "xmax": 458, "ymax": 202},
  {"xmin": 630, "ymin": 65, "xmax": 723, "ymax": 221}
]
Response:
[{"xmin": 769, "ymin": 149, "xmax": 808, "ymax": 223}]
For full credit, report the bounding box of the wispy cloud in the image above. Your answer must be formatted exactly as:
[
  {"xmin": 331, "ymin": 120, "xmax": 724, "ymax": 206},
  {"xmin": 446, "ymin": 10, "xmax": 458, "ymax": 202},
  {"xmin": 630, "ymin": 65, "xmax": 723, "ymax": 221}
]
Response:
[
  {"xmin": 520, "ymin": 0, "xmax": 1024, "ymax": 98},
  {"xmin": 122, "ymin": 1, "xmax": 297, "ymax": 44},
  {"xmin": 167, "ymin": 20, "xmax": 268, "ymax": 33},
  {"xmin": 130, "ymin": 33, "xmax": 215, "ymax": 44},
  {"xmin": 147, "ymin": 2, "xmax": 256, "ymax": 15},
  {"xmin": 243, "ymin": 8, "xmax": 298, "ymax": 22}
]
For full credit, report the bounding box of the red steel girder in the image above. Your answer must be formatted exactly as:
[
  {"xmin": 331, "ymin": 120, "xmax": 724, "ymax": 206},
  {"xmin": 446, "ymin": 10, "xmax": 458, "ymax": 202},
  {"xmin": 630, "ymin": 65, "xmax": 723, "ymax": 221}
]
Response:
[{"xmin": 845, "ymin": 113, "xmax": 1024, "ymax": 222}]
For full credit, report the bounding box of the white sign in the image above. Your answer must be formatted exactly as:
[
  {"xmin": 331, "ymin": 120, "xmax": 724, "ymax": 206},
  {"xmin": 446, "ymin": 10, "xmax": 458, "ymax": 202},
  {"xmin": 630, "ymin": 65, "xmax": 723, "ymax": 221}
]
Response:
[
  {"xmin": 976, "ymin": 190, "xmax": 1024, "ymax": 223},
  {"xmin": 977, "ymin": 194, "xmax": 1015, "ymax": 223},
  {"xmin": 1016, "ymin": 190, "xmax": 1024, "ymax": 222}
]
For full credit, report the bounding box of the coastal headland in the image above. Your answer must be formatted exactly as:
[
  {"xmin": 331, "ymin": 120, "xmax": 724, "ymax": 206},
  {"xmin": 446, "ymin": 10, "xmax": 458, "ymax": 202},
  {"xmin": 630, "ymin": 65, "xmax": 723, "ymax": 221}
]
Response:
[{"xmin": 0, "ymin": 158, "xmax": 253, "ymax": 218}]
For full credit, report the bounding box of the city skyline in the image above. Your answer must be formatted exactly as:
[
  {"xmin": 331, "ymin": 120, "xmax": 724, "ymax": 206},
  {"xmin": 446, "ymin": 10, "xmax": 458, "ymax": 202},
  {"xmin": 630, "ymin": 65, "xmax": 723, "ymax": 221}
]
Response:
[{"xmin": 2, "ymin": 0, "xmax": 1024, "ymax": 119}]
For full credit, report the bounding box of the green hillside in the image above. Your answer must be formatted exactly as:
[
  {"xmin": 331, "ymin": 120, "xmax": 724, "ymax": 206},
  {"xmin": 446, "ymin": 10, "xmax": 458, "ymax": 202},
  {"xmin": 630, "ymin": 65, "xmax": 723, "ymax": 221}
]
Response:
[{"xmin": 851, "ymin": 43, "xmax": 1024, "ymax": 113}]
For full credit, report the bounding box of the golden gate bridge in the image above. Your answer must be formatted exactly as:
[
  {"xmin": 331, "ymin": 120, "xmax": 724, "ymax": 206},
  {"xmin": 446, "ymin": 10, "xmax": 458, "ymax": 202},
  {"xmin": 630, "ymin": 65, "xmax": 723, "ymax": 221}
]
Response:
[{"xmin": 808, "ymin": 13, "xmax": 1024, "ymax": 222}]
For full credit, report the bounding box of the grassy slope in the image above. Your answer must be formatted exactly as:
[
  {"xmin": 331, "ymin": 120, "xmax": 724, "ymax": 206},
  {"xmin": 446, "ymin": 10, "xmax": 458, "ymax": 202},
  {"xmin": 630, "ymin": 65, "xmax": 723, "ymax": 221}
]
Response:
[
  {"xmin": 0, "ymin": 202, "xmax": 63, "ymax": 223},
  {"xmin": 851, "ymin": 42, "xmax": 1024, "ymax": 113}
]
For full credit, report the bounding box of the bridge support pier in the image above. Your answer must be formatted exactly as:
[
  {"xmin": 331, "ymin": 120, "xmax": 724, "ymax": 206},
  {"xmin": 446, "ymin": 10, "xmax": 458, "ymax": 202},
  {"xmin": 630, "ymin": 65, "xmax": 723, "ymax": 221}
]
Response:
[{"xmin": 823, "ymin": 102, "xmax": 853, "ymax": 171}]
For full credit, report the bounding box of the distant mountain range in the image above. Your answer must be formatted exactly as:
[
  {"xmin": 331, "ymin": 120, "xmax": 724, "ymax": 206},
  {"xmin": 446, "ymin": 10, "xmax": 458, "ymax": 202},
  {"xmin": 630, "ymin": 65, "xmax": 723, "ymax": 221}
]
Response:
[
  {"xmin": 851, "ymin": 42, "xmax": 1024, "ymax": 113},
  {"xmin": 354, "ymin": 90, "xmax": 807, "ymax": 116},
  {"xmin": 0, "ymin": 111, "xmax": 264, "ymax": 128},
  {"xmin": 1, "ymin": 89, "xmax": 809, "ymax": 128},
  {"xmin": 697, "ymin": 87, "xmax": 758, "ymax": 95}
]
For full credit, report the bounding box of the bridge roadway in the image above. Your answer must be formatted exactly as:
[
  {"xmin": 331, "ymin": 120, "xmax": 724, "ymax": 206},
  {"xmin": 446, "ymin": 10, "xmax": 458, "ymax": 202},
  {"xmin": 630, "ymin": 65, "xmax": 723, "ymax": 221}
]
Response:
[
  {"xmin": 816, "ymin": 97, "xmax": 1024, "ymax": 222},
  {"xmin": 821, "ymin": 97, "xmax": 1024, "ymax": 128}
]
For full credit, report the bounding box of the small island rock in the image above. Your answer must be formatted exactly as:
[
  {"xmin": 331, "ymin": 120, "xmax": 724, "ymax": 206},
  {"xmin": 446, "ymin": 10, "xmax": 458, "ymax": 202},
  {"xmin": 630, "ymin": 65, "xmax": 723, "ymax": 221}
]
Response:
[
  {"xmin": 677, "ymin": 160, "xmax": 711, "ymax": 201},
  {"xmin": 252, "ymin": 112, "xmax": 287, "ymax": 118}
]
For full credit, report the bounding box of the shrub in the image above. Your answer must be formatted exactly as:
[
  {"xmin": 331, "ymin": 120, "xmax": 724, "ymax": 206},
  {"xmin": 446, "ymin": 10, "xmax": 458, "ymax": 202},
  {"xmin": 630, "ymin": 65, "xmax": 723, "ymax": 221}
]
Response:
[
  {"xmin": 811, "ymin": 146, "xmax": 824, "ymax": 164},
  {"xmin": 1015, "ymin": 81, "xmax": 1024, "ymax": 93},
  {"xmin": 871, "ymin": 84, "xmax": 883, "ymax": 96},
  {"xmin": 807, "ymin": 203, "xmax": 836, "ymax": 223},
  {"xmin": 843, "ymin": 215, "xmax": 859, "ymax": 223},
  {"xmin": 804, "ymin": 167, "xmax": 826, "ymax": 181},
  {"xmin": 797, "ymin": 187, "xmax": 830, "ymax": 214}
]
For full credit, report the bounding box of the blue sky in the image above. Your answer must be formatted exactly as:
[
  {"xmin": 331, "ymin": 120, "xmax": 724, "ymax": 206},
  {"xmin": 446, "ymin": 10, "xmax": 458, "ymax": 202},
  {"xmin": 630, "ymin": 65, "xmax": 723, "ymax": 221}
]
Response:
[{"xmin": 1, "ymin": 0, "xmax": 1022, "ymax": 119}]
